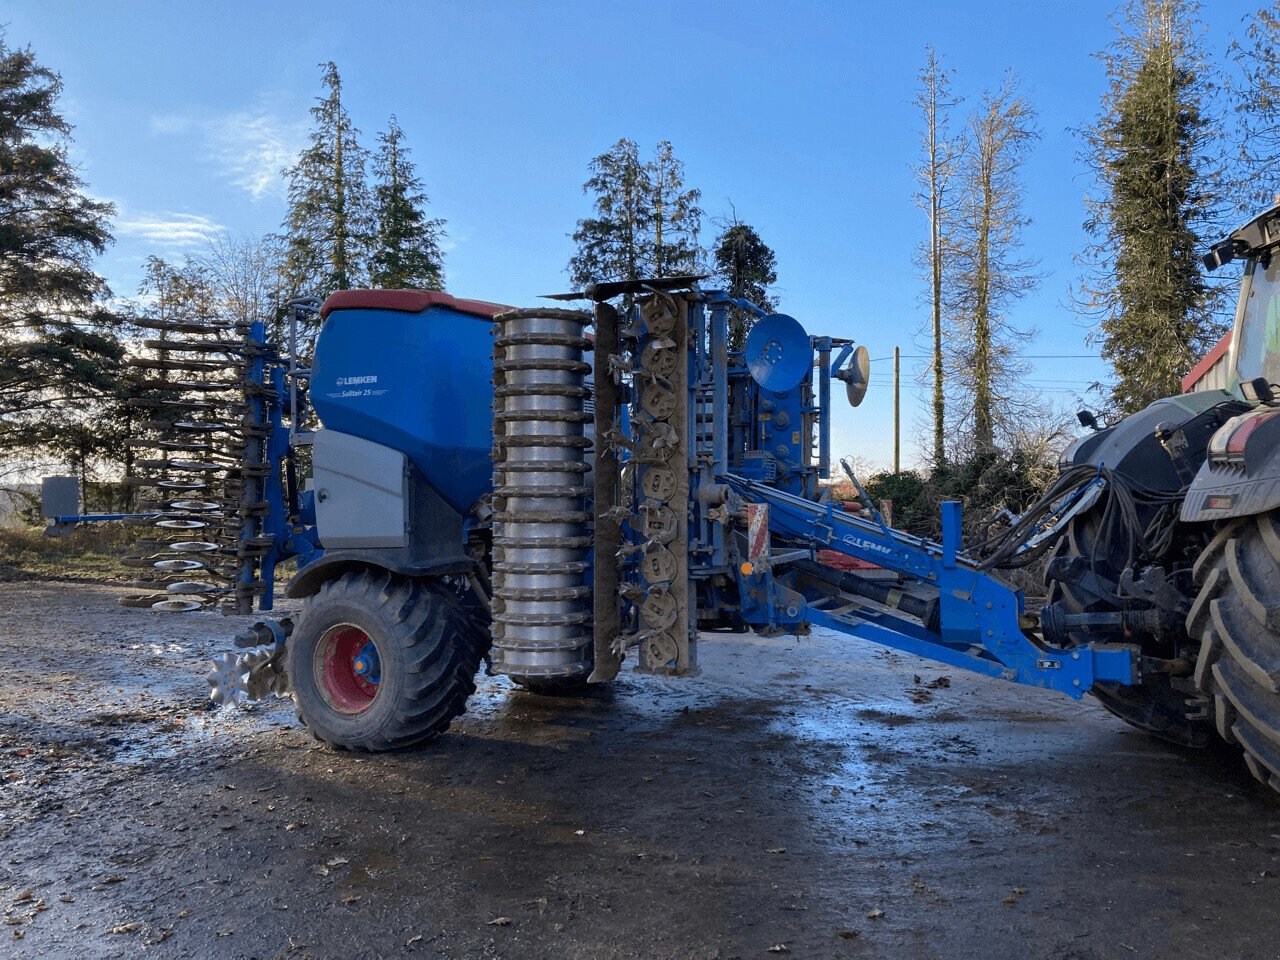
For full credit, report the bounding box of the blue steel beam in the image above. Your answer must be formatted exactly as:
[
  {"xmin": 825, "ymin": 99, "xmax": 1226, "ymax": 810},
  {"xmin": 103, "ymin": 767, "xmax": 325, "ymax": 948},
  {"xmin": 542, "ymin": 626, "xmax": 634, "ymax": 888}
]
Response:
[
  {"xmin": 51, "ymin": 513, "xmax": 159, "ymax": 524},
  {"xmin": 720, "ymin": 473, "xmax": 1140, "ymax": 699}
]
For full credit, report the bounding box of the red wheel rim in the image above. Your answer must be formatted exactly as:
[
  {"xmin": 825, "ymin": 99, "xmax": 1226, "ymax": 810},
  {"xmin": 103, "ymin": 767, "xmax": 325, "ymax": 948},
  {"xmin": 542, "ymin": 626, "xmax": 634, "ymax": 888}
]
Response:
[{"xmin": 316, "ymin": 625, "xmax": 380, "ymax": 715}]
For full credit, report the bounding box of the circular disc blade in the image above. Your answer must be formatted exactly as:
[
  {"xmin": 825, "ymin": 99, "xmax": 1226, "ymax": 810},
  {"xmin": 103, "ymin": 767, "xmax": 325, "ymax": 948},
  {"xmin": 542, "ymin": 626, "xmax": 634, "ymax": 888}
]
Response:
[
  {"xmin": 152, "ymin": 599, "xmax": 204, "ymax": 612},
  {"xmin": 168, "ymin": 500, "xmax": 221, "ymax": 512},
  {"xmin": 169, "ymin": 541, "xmax": 220, "ymax": 553},
  {"xmin": 744, "ymin": 314, "xmax": 811, "ymax": 392},
  {"xmin": 154, "ymin": 559, "xmax": 205, "ymax": 571},
  {"xmin": 843, "ymin": 344, "xmax": 871, "ymax": 407}
]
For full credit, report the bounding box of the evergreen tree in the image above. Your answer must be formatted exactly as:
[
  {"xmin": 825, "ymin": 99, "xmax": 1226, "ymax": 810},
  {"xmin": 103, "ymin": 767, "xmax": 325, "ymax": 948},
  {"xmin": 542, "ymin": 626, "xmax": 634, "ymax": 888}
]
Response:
[
  {"xmin": 946, "ymin": 75, "xmax": 1039, "ymax": 454},
  {"xmin": 0, "ymin": 37, "xmax": 120, "ymax": 475},
  {"xmin": 569, "ymin": 138, "xmax": 649, "ymax": 292},
  {"xmin": 712, "ymin": 218, "xmax": 778, "ymax": 349},
  {"xmin": 1078, "ymin": 0, "xmax": 1223, "ymax": 416},
  {"xmin": 370, "ymin": 116, "xmax": 445, "ymax": 290},
  {"xmin": 1230, "ymin": 5, "xmax": 1280, "ymax": 213},
  {"xmin": 282, "ymin": 61, "xmax": 373, "ymax": 304},
  {"xmin": 913, "ymin": 46, "xmax": 965, "ymax": 466},
  {"xmin": 569, "ymin": 138, "xmax": 703, "ymax": 295},
  {"xmin": 646, "ymin": 140, "xmax": 703, "ymax": 278}
]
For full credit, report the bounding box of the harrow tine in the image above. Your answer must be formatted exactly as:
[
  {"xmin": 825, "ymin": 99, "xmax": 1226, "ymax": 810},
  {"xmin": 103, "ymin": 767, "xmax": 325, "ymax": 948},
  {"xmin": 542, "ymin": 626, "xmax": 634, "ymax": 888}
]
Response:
[
  {"xmin": 120, "ymin": 308, "xmax": 279, "ymax": 614},
  {"xmin": 127, "ymin": 356, "xmax": 238, "ymax": 373},
  {"xmin": 135, "ymin": 379, "xmax": 238, "ymax": 392},
  {"xmin": 141, "ymin": 338, "xmax": 246, "ymax": 355},
  {"xmin": 132, "ymin": 317, "xmax": 237, "ymax": 334}
]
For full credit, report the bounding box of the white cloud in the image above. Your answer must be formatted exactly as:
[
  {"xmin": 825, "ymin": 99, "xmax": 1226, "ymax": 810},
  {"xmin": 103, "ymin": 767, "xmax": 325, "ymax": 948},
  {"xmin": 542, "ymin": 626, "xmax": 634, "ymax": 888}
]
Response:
[
  {"xmin": 117, "ymin": 211, "xmax": 225, "ymax": 247},
  {"xmin": 151, "ymin": 108, "xmax": 308, "ymax": 202},
  {"xmin": 207, "ymin": 111, "xmax": 308, "ymax": 201}
]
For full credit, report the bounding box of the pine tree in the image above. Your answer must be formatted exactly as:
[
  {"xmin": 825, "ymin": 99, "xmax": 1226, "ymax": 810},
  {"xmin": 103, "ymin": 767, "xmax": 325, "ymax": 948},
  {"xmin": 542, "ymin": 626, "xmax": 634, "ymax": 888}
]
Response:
[
  {"xmin": 1078, "ymin": 0, "xmax": 1223, "ymax": 416},
  {"xmin": 0, "ymin": 37, "xmax": 120, "ymax": 475},
  {"xmin": 946, "ymin": 75, "xmax": 1039, "ymax": 454},
  {"xmin": 1230, "ymin": 5, "xmax": 1280, "ymax": 214},
  {"xmin": 370, "ymin": 116, "xmax": 445, "ymax": 291},
  {"xmin": 282, "ymin": 61, "xmax": 373, "ymax": 303},
  {"xmin": 646, "ymin": 140, "xmax": 703, "ymax": 278},
  {"xmin": 712, "ymin": 218, "xmax": 778, "ymax": 349},
  {"xmin": 569, "ymin": 139, "xmax": 703, "ymax": 295},
  {"xmin": 569, "ymin": 138, "xmax": 650, "ymax": 292},
  {"xmin": 913, "ymin": 46, "xmax": 964, "ymax": 466}
]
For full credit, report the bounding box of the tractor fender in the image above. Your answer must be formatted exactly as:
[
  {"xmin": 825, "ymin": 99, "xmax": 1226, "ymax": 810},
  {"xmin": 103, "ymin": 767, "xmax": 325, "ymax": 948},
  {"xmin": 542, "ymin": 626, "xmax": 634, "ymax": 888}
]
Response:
[
  {"xmin": 286, "ymin": 549, "xmax": 477, "ymax": 599},
  {"xmin": 1180, "ymin": 408, "xmax": 1280, "ymax": 523},
  {"xmin": 1067, "ymin": 390, "xmax": 1234, "ymax": 490}
]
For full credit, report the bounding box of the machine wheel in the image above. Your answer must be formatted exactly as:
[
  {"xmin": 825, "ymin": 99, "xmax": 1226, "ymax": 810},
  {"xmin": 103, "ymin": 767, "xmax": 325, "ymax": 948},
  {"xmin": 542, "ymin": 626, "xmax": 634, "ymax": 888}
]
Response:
[
  {"xmin": 1187, "ymin": 513, "xmax": 1280, "ymax": 792},
  {"xmin": 287, "ymin": 571, "xmax": 486, "ymax": 751},
  {"xmin": 1046, "ymin": 511, "xmax": 1212, "ymax": 747}
]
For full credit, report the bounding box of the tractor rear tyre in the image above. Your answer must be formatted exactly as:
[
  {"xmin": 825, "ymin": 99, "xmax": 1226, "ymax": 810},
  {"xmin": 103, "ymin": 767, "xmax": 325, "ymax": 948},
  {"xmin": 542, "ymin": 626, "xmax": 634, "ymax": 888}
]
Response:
[
  {"xmin": 1188, "ymin": 512, "xmax": 1280, "ymax": 793},
  {"xmin": 287, "ymin": 571, "xmax": 487, "ymax": 751},
  {"xmin": 1046, "ymin": 511, "xmax": 1212, "ymax": 747}
]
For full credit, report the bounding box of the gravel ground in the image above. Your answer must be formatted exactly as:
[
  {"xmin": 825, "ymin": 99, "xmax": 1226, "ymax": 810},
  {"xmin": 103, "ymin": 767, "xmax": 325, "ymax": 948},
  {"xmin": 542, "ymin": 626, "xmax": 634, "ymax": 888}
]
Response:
[{"xmin": 0, "ymin": 580, "xmax": 1278, "ymax": 960}]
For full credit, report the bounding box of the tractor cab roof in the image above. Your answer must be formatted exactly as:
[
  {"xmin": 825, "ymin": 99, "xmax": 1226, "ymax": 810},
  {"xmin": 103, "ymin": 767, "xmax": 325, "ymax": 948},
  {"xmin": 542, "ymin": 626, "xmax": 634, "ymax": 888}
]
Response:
[
  {"xmin": 1228, "ymin": 203, "xmax": 1280, "ymax": 255},
  {"xmin": 1203, "ymin": 204, "xmax": 1280, "ymax": 270}
]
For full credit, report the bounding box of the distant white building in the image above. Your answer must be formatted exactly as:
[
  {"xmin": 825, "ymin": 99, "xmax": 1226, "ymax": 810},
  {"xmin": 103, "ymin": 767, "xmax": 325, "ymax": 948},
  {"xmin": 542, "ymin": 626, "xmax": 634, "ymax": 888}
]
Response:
[{"xmin": 1183, "ymin": 331, "xmax": 1232, "ymax": 393}]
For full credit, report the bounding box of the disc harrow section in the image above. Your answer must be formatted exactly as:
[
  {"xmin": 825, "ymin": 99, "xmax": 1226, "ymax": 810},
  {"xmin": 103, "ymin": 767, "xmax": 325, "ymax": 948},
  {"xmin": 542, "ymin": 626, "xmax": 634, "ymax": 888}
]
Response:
[
  {"xmin": 118, "ymin": 313, "xmax": 279, "ymax": 613},
  {"xmin": 622, "ymin": 292, "xmax": 693, "ymax": 675},
  {"xmin": 490, "ymin": 307, "xmax": 595, "ymax": 680}
]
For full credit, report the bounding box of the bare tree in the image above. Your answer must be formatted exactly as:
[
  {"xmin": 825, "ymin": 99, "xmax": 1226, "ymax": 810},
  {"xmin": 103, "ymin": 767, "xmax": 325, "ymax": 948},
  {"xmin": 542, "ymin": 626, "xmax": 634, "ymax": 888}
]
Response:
[
  {"xmin": 946, "ymin": 75, "xmax": 1041, "ymax": 454},
  {"xmin": 192, "ymin": 234, "xmax": 289, "ymax": 345},
  {"xmin": 1229, "ymin": 5, "xmax": 1280, "ymax": 215},
  {"xmin": 913, "ymin": 46, "xmax": 965, "ymax": 467}
]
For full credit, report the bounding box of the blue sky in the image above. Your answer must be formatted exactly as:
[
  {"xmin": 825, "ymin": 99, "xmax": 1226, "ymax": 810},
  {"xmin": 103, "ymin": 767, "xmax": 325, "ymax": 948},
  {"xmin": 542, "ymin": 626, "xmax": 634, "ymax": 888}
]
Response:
[{"xmin": 4, "ymin": 0, "xmax": 1260, "ymax": 469}]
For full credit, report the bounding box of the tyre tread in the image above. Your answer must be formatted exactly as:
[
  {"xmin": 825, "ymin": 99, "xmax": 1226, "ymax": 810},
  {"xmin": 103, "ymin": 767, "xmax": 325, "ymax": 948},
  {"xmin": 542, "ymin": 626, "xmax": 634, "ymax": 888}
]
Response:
[
  {"xmin": 289, "ymin": 572, "xmax": 487, "ymax": 752},
  {"xmin": 1188, "ymin": 513, "xmax": 1280, "ymax": 796}
]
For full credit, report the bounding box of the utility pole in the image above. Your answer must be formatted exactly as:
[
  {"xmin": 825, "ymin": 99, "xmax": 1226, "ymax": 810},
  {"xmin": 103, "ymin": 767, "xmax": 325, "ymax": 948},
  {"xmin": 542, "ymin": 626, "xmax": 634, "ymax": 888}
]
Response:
[{"xmin": 893, "ymin": 345, "xmax": 901, "ymax": 474}]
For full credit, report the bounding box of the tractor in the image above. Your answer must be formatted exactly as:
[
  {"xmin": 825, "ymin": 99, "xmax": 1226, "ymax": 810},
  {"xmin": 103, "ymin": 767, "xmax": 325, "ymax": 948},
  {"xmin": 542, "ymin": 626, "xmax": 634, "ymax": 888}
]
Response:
[
  {"xmin": 1042, "ymin": 204, "xmax": 1280, "ymax": 792},
  {"xmin": 109, "ymin": 207, "xmax": 1280, "ymax": 798}
]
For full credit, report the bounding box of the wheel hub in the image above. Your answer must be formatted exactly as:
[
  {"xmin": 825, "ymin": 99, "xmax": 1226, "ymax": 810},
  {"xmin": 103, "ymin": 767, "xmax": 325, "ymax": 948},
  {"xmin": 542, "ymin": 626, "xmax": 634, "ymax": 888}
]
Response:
[{"xmin": 316, "ymin": 625, "xmax": 381, "ymax": 715}]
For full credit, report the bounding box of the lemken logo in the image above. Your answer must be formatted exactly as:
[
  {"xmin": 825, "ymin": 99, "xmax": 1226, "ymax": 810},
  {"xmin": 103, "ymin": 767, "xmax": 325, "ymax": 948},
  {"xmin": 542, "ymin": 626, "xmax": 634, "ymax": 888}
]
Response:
[
  {"xmin": 336, "ymin": 375, "xmax": 378, "ymax": 386},
  {"xmin": 840, "ymin": 533, "xmax": 894, "ymax": 556}
]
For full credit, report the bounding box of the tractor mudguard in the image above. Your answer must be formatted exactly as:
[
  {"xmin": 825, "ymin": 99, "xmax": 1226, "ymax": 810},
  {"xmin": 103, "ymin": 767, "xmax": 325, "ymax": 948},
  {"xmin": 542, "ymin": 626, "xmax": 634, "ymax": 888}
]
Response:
[
  {"xmin": 1066, "ymin": 389, "xmax": 1235, "ymax": 490},
  {"xmin": 1180, "ymin": 407, "xmax": 1280, "ymax": 523},
  {"xmin": 286, "ymin": 549, "xmax": 476, "ymax": 599}
]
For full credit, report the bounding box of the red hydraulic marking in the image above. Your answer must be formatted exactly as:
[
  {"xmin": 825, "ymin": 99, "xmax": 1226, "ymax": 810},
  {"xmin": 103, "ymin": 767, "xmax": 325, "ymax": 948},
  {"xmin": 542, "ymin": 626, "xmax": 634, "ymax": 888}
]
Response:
[
  {"xmin": 319, "ymin": 626, "xmax": 379, "ymax": 715},
  {"xmin": 747, "ymin": 503, "xmax": 769, "ymax": 562}
]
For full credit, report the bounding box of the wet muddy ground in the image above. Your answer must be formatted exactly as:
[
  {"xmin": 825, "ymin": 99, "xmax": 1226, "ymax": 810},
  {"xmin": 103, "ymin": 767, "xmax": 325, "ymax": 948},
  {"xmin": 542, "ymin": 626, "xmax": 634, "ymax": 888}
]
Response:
[{"xmin": 1, "ymin": 581, "xmax": 1278, "ymax": 960}]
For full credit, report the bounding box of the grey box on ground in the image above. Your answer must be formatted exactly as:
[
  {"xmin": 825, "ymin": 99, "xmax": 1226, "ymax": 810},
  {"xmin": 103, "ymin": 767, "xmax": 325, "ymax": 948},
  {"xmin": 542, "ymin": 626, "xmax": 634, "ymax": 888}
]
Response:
[{"xmin": 40, "ymin": 476, "xmax": 79, "ymax": 518}]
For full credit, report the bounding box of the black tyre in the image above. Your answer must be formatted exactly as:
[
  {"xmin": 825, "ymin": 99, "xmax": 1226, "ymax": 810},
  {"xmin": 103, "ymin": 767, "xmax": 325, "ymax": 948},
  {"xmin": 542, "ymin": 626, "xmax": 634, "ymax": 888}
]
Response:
[
  {"xmin": 1187, "ymin": 513, "xmax": 1280, "ymax": 793},
  {"xmin": 287, "ymin": 571, "xmax": 487, "ymax": 751},
  {"xmin": 1046, "ymin": 512, "xmax": 1212, "ymax": 747}
]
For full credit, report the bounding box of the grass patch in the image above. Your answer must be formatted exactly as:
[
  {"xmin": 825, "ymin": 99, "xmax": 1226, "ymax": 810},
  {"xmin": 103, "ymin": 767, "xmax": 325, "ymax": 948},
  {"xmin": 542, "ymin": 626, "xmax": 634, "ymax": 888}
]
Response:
[{"xmin": 0, "ymin": 523, "xmax": 132, "ymax": 583}]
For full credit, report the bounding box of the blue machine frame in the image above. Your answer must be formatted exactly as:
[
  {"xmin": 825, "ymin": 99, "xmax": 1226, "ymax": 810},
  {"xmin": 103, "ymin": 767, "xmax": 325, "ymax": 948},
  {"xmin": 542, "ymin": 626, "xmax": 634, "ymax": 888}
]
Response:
[
  {"xmin": 619, "ymin": 286, "xmax": 1141, "ymax": 700},
  {"xmin": 722, "ymin": 477, "xmax": 1138, "ymax": 698},
  {"xmin": 83, "ymin": 283, "xmax": 1142, "ymax": 703}
]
